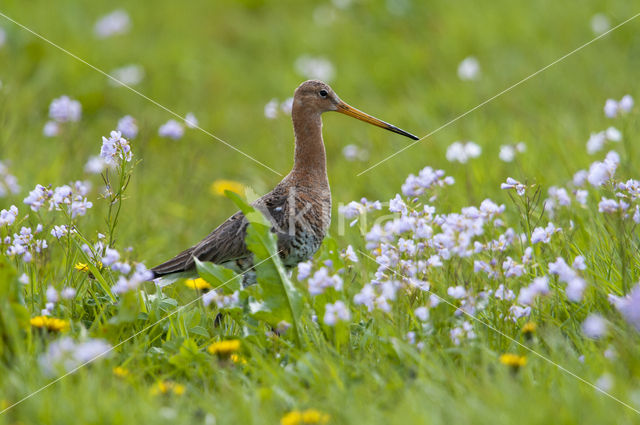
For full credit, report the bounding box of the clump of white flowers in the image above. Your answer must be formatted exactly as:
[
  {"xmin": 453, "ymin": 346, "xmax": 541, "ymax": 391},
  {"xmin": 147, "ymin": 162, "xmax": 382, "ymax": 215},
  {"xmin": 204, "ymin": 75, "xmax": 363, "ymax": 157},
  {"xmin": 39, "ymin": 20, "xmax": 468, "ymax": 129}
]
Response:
[{"xmin": 446, "ymin": 141, "xmax": 481, "ymax": 163}]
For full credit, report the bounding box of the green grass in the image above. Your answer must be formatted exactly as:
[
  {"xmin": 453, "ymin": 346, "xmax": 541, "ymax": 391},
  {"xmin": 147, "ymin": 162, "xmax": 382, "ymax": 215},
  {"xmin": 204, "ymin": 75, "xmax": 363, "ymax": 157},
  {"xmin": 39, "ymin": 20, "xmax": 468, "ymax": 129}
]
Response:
[{"xmin": 1, "ymin": 0, "xmax": 640, "ymax": 423}]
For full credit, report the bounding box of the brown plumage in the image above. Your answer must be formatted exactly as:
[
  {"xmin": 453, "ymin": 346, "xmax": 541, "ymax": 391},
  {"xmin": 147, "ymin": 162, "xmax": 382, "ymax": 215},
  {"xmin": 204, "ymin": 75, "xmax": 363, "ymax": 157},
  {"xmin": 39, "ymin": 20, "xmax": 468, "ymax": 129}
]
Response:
[{"xmin": 151, "ymin": 80, "xmax": 418, "ymax": 282}]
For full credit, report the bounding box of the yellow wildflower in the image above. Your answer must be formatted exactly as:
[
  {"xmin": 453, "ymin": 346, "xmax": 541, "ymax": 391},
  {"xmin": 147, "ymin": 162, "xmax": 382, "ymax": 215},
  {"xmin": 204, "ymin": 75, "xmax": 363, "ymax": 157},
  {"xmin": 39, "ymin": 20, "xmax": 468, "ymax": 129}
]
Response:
[
  {"xmin": 74, "ymin": 263, "xmax": 89, "ymax": 272},
  {"xmin": 113, "ymin": 366, "xmax": 130, "ymax": 378},
  {"xmin": 208, "ymin": 339, "xmax": 241, "ymax": 357},
  {"xmin": 281, "ymin": 409, "xmax": 330, "ymax": 425},
  {"xmin": 230, "ymin": 354, "xmax": 248, "ymax": 365},
  {"xmin": 499, "ymin": 353, "xmax": 527, "ymax": 370},
  {"xmin": 522, "ymin": 322, "xmax": 536, "ymax": 336},
  {"xmin": 30, "ymin": 316, "xmax": 69, "ymax": 332},
  {"xmin": 184, "ymin": 278, "xmax": 212, "ymax": 290},
  {"xmin": 210, "ymin": 179, "xmax": 245, "ymax": 197},
  {"xmin": 151, "ymin": 381, "xmax": 185, "ymax": 396}
]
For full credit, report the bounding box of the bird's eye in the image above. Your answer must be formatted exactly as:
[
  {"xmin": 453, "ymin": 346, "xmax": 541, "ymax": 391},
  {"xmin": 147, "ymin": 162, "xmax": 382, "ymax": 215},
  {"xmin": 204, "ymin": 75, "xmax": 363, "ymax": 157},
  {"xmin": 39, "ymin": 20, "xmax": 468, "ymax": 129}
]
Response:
[{"xmin": 319, "ymin": 89, "xmax": 328, "ymax": 98}]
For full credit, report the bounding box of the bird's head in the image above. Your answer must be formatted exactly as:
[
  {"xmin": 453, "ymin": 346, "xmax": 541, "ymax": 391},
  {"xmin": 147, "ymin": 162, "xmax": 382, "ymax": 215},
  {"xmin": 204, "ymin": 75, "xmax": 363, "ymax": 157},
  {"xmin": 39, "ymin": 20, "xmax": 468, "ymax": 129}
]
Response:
[{"xmin": 293, "ymin": 80, "xmax": 419, "ymax": 140}]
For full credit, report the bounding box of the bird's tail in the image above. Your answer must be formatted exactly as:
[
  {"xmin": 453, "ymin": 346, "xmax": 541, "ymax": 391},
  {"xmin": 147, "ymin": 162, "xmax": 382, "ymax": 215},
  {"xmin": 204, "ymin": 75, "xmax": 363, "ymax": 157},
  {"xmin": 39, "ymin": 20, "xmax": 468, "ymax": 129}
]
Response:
[{"xmin": 150, "ymin": 247, "xmax": 195, "ymax": 278}]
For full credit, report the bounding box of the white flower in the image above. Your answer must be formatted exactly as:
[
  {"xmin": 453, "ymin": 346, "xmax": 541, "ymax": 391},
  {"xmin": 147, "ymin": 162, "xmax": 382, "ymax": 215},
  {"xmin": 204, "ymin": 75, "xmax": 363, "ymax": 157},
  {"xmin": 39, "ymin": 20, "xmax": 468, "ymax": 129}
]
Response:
[
  {"xmin": 531, "ymin": 222, "xmax": 560, "ymax": 244},
  {"xmin": 294, "ymin": 55, "xmax": 335, "ymax": 81},
  {"xmin": 446, "ymin": 141, "xmax": 481, "ymax": 163},
  {"xmin": 498, "ymin": 145, "xmax": 515, "ymax": 162},
  {"xmin": 605, "ymin": 126, "xmax": 622, "ymax": 142},
  {"xmin": 51, "ymin": 225, "xmax": 72, "ymax": 239},
  {"xmin": 18, "ymin": 273, "xmax": 29, "ymax": 285},
  {"xmin": 24, "ymin": 184, "xmax": 52, "ymax": 212},
  {"xmin": 49, "ymin": 96, "xmax": 82, "ymax": 123},
  {"xmin": 575, "ymin": 190, "xmax": 588, "ymax": 205},
  {"xmin": 264, "ymin": 99, "xmax": 279, "ymax": 119},
  {"xmin": 611, "ymin": 283, "xmax": 640, "ymax": 330},
  {"xmin": 457, "ymin": 56, "xmax": 480, "ymax": 81},
  {"xmin": 94, "ymin": 9, "xmax": 130, "ymax": 38},
  {"xmin": 43, "ymin": 121, "xmax": 60, "ymax": 137},
  {"xmin": 586, "ymin": 131, "xmax": 606, "ymax": 154},
  {"xmin": 109, "ymin": 64, "xmax": 144, "ymax": 86},
  {"xmin": 342, "ymin": 144, "xmax": 368, "ymax": 161},
  {"xmin": 158, "ymin": 119, "xmax": 184, "ymax": 140},
  {"xmin": 342, "ymin": 245, "xmax": 358, "ymax": 262},
  {"xmin": 281, "ymin": 97, "xmax": 294, "ymax": 115},
  {"xmin": 184, "ymin": 112, "xmax": 198, "ymax": 129},
  {"xmin": 598, "ymin": 197, "xmax": 622, "ymax": 213},
  {"xmin": 388, "ymin": 194, "xmax": 407, "ymax": 214},
  {"xmin": 117, "ymin": 115, "xmax": 138, "ymax": 139},
  {"xmin": 323, "ymin": 301, "xmax": 351, "ymax": 326},
  {"xmin": 518, "ymin": 276, "xmax": 549, "ymax": 305},
  {"xmin": 590, "ymin": 13, "xmax": 610, "ymax": 35},
  {"xmin": 61, "ymin": 287, "xmax": 77, "ymax": 300},
  {"xmin": 71, "ymin": 198, "xmax": 93, "ymax": 218},
  {"xmin": 582, "ymin": 314, "xmax": 607, "ymax": 339},
  {"xmin": 587, "ymin": 151, "xmax": 618, "ymax": 187},
  {"xmin": 634, "ymin": 206, "xmax": 640, "ymax": 224}
]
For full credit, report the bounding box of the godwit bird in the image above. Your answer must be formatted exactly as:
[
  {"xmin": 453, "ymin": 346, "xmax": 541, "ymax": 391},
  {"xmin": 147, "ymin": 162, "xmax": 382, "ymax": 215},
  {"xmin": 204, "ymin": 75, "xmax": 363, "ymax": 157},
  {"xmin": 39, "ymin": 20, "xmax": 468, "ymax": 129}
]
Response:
[{"xmin": 151, "ymin": 80, "xmax": 418, "ymax": 283}]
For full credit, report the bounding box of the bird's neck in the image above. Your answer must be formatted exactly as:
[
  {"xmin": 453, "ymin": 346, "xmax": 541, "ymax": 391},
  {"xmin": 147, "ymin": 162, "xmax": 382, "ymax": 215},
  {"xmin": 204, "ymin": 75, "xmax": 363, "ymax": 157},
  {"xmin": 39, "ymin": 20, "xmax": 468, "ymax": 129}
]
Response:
[{"xmin": 291, "ymin": 105, "xmax": 328, "ymax": 185}]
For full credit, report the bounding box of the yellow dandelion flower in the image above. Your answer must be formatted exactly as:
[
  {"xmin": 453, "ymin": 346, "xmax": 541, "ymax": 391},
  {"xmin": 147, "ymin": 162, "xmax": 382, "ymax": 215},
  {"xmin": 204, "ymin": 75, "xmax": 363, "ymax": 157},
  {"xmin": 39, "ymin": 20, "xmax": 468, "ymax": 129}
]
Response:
[
  {"xmin": 230, "ymin": 354, "xmax": 248, "ymax": 365},
  {"xmin": 30, "ymin": 316, "xmax": 69, "ymax": 332},
  {"xmin": 184, "ymin": 278, "xmax": 212, "ymax": 290},
  {"xmin": 281, "ymin": 409, "xmax": 330, "ymax": 425},
  {"xmin": 151, "ymin": 381, "xmax": 185, "ymax": 396},
  {"xmin": 208, "ymin": 339, "xmax": 241, "ymax": 357},
  {"xmin": 210, "ymin": 179, "xmax": 245, "ymax": 197},
  {"xmin": 499, "ymin": 353, "xmax": 527, "ymax": 369},
  {"xmin": 113, "ymin": 366, "xmax": 129, "ymax": 378},
  {"xmin": 522, "ymin": 322, "xmax": 536, "ymax": 335},
  {"xmin": 74, "ymin": 263, "xmax": 89, "ymax": 272}
]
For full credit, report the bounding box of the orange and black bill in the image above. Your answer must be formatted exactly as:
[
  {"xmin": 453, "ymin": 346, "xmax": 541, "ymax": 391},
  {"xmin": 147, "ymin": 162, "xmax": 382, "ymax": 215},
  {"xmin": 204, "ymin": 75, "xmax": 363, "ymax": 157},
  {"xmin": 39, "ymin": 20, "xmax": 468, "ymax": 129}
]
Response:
[{"xmin": 336, "ymin": 101, "xmax": 419, "ymax": 140}]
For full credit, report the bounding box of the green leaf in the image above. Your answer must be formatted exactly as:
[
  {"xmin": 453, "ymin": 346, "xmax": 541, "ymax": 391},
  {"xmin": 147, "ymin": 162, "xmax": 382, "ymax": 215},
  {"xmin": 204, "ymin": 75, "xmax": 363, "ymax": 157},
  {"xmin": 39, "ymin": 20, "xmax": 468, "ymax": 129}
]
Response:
[
  {"xmin": 226, "ymin": 191, "xmax": 304, "ymax": 346},
  {"xmin": 195, "ymin": 258, "xmax": 242, "ymax": 294}
]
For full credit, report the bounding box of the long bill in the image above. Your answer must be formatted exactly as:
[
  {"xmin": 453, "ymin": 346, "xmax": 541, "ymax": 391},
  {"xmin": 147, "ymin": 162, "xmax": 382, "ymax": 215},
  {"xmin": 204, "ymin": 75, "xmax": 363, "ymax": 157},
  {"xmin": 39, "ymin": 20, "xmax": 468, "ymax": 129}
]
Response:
[{"xmin": 335, "ymin": 101, "xmax": 419, "ymax": 140}]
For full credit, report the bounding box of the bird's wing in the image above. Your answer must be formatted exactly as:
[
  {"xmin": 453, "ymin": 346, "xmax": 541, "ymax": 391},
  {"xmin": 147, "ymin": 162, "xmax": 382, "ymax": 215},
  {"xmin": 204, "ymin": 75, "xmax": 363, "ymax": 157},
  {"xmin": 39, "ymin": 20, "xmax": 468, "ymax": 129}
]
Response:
[{"xmin": 151, "ymin": 211, "xmax": 249, "ymax": 277}]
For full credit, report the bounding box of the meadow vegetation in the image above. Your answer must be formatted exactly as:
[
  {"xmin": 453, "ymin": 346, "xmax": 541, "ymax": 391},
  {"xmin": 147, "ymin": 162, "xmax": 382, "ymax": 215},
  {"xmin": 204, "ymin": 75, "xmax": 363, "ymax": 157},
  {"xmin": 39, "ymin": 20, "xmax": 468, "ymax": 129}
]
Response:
[{"xmin": 0, "ymin": 0, "xmax": 640, "ymax": 424}]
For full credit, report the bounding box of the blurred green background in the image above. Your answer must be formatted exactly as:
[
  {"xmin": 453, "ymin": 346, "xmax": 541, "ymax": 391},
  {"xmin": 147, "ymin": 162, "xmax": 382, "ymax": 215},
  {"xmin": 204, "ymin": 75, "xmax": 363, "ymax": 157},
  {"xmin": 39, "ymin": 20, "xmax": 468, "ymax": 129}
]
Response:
[{"xmin": 0, "ymin": 0, "xmax": 638, "ymax": 264}]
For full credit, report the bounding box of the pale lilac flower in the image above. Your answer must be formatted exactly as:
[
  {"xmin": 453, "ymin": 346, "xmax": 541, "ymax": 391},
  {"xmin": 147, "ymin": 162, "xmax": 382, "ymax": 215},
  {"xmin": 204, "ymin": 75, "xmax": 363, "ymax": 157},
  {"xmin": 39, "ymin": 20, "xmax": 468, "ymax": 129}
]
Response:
[
  {"xmin": 619, "ymin": 95, "xmax": 634, "ymax": 112},
  {"xmin": 0, "ymin": 27, "xmax": 5, "ymax": 47},
  {"xmin": 494, "ymin": 284, "xmax": 515, "ymax": 300},
  {"xmin": 605, "ymin": 126, "xmax": 622, "ymax": 142},
  {"xmin": 109, "ymin": 64, "xmax": 144, "ymax": 87},
  {"xmin": 353, "ymin": 284, "xmax": 376, "ymax": 311},
  {"xmin": 548, "ymin": 186, "xmax": 571, "ymax": 207},
  {"xmin": 566, "ymin": 278, "xmax": 586, "ymax": 302},
  {"xmin": 18, "ymin": 273, "xmax": 29, "ymax": 285},
  {"xmin": 111, "ymin": 261, "xmax": 131, "ymax": 274},
  {"xmin": 46, "ymin": 286, "xmax": 59, "ymax": 303},
  {"xmin": 24, "ymin": 184, "xmax": 52, "ymax": 212},
  {"xmin": 575, "ymin": 190, "xmax": 588, "ymax": 205},
  {"xmin": 573, "ymin": 170, "xmax": 588, "ymax": 187},
  {"xmin": 414, "ymin": 306, "xmax": 429, "ymax": 321},
  {"xmin": 610, "ymin": 284, "xmax": 640, "ymax": 330},
  {"xmin": 70, "ymin": 198, "xmax": 93, "ymax": 218},
  {"xmin": 294, "ymin": 55, "xmax": 335, "ymax": 82},
  {"xmin": 401, "ymin": 166, "xmax": 453, "ymax": 197},
  {"xmin": 572, "ymin": 256, "xmax": 586, "ymax": 270},
  {"xmin": 509, "ymin": 305, "xmax": 531, "ymax": 320},
  {"xmin": 339, "ymin": 201, "xmax": 363, "ymax": 220},
  {"xmin": 531, "ymin": 222, "xmax": 560, "ymax": 244},
  {"xmin": 342, "ymin": 245, "xmax": 358, "ymax": 262},
  {"xmin": 457, "ymin": 56, "xmax": 480, "ymax": 81},
  {"xmin": 586, "ymin": 131, "xmax": 606, "ymax": 154},
  {"xmin": 447, "ymin": 285, "xmax": 466, "ymax": 299},
  {"xmin": 502, "ymin": 257, "xmax": 525, "ymax": 278},
  {"xmin": 202, "ymin": 290, "xmax": 239, "ymax": 309},
  {"xmin": 604, "ymin": 99, "xmax": 618, "ymax": 118},
  {"xmin": 634, "ymin": 206, "xmax": 640, "ymax": 224},
  {"xmin": 518, "ymin": 276, "xmax": 550, "ymax": 305},
  {"xmin": 342, "ymin": 144, "xmax": 368, "ymax": 161},
  {"xmin": 84, "ymin": 156, "xmax": 107, "ymax": 174},
  {"xmin": 498, "ymin": 145, "xmax": 515, "ymax": 162},
  {"xmin": 500, "ymin": 177, "xmax": 526, "ymax": 196},
  {"xmin": 297, "ymin": 261, "xmax": 312, "ymax": 280},
  {"xmin": 158, "ymin": 119, "xmax": 184, "ymax": 140},
  {"xmin": 49, "ymin": 96, "xmax": 81, "ymax": 123},
  {"xmin": 389, "ymin": 194, "xmax": 407, "ymax": 214},
  {"xmin": 102, "ymin": 248, "xmax": 120, "ymax": 266},
  {"xmin": 446, "ymin": 141, "xmax": 481, "ymax": 163},
  {"xmin": 323, "ymin": 301, "xmax": 351, "ymax": 325},
  {"xmin": 51, "ymin": 225, "xmax": 72, "ymax": 239},
  {"xmin": 184, "ymin": 112, "xmax": 198, "ymax": 129},
  {"xmin": 61, "ymin": 287, "xmax": 76, "ymax": 300},
  {"xmin": 598, "ymin": 197, "xmax": 627, "ymax": 213},
  {"xmin": 0, "ymin": 205, "xmax": 18, "ymax": 226},
  {"xmin": 117, "ymin": 115, "xmax": 138, "ymax": 139},
  {"xmin": 94, "ymin": 9, "xmax": 130, "ymax": 38},
  {"xmin": 281, "ymin": 97, "xmax": 294, "ymax": 115},
  {"xmin": 582, "ymin": 314, "xmax": 607, "ymax": 339},
  {"xmin": 264, "ymin": 99, "xmax": 279, "ymax": 119},
  {"xmin": 100, "ymin": 131, "xmax": 132, "ymax": 165},
  {"xmin": 43, "ymin": 121, "xmax": 60, "ymax": 137},
  {"xmin": 308, "ymin": 267, "xmax": 343, "ymax": 295}
]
